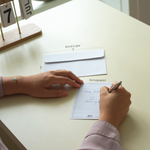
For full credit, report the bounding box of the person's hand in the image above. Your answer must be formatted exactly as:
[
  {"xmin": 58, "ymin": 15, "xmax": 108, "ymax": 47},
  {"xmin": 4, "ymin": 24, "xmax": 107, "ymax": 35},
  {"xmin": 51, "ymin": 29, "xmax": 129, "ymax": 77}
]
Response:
[
  {"xmin": 2, "ymin": 70, "xmax": 83, "ymax": 98},
  {"xmin": 99, "ymin": 82, "xmax": 131, "ymax": 130}
]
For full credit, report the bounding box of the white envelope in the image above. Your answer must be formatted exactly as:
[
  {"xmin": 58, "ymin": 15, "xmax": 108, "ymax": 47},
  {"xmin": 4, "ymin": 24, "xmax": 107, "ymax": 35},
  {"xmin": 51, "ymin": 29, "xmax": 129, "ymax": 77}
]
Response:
[{"xmin": 43, "ymin": 49, "xmax": 107, "ymax": 77}]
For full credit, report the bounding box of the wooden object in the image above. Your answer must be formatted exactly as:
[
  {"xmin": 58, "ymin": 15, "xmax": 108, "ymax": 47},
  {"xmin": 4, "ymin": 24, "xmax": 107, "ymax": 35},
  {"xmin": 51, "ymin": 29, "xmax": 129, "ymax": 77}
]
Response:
[
  {"xmin": 0, "ymin": 23, "xmax": 42, "ymax": 51},
  {"xmin": 0, "ymin": 0, "xmax": 13, "ymax": 5},
  {"xmin": 12, "ymin": 0, "xmax": 21, "ymax": 34},
  {"xmin": 0, "ymin": 0, "xmax": 42, "ymax": 51}
]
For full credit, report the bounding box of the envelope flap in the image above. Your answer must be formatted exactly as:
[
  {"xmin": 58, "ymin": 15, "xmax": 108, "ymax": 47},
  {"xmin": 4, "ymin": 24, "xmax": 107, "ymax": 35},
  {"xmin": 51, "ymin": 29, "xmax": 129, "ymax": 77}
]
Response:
[{"xmin": 44, "ymin": 49, "xmax": 104, "ymax": 63}]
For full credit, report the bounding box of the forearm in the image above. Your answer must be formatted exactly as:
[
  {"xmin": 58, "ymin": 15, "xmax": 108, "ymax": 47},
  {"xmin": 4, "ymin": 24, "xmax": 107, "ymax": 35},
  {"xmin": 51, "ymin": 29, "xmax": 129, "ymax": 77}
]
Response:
[
  {"xmin": 78, "ymin": 121, "xmax": 123, "ymax": 150},
  {"xmin": 0, "ymin": 137, "xmax": 8, "ymax": 150},
  {"xmin": 99, "ymin": 114, "xmax": 119, "ymax": 130}
]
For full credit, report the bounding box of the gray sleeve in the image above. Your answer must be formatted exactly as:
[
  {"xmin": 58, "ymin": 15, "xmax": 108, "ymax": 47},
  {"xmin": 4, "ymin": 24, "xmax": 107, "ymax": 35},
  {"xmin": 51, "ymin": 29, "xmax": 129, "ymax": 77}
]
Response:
[
  {"xmin": 0, "ymin": 137, "xmax": 8, "ymax": 150},
  {"xmin": 0, "ymin": 76, "xmax": 4, "ymax": 98},
  {"xmin": 78, "ymin": 121, "xmax": 123, "ymax": 150}
]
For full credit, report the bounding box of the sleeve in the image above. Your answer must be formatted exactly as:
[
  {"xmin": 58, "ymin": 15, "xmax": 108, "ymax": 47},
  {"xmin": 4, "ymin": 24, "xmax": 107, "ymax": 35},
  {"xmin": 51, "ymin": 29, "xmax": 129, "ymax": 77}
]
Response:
[
  {"xmin": 78, "ymin": 121, "xmax": 123, "ymax": 150},
  {"xmin": 0, "ymin": 76, "xmax": 4, "ymax": 98},
  {"xmin": 0, "ymin": 137, "xmax": 8, "ymax": 150}
]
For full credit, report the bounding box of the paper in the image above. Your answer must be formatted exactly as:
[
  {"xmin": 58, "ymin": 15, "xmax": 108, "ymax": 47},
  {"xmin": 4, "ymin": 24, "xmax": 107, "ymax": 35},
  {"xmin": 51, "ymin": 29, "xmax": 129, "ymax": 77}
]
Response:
[
  {"xmin": 43, "ymin": 49, "xmax": 107, "ymax": 77},
  {"xmin": 70, "ymin": 82, "xmax": 112, "ymax": 119}
]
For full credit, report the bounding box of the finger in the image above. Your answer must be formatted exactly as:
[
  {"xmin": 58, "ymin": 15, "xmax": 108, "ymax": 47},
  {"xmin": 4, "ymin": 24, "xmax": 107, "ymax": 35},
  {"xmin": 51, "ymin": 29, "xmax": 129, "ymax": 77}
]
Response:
[
  {"xmin": 126, "ymin": 107, "xmax": 130, "ymax": 115},
  {"xmin": 109, "ymin": 81, "xmax": 123, "ymax": 92},
  {"xmin": 44, "ymin": 90, "xmax": 68, "ymax": 98},
  {"xmin": 49, "ymin": 76, "xmax": 81, "ymax": 88},
  {"xmin": 128, "ymin": 99, "xmax": 132, "ymax": 106},
  {"xmin": 109, "ymin": 81, "xmax": 118, "ymax": 89},
  {"xmin": 124, "ymin": 100, "xmax": 131, "ymax": 114},
  {"xmin": 51, "ymin": 70, "xmax": 83, "ymax": 84},
  {"xmin": 100, "ymin": 86, "xmax": 109, "ymax": 95},
  {"xmin": 128, "ymin": 92, "xmax": 131, "ymax": 99}
]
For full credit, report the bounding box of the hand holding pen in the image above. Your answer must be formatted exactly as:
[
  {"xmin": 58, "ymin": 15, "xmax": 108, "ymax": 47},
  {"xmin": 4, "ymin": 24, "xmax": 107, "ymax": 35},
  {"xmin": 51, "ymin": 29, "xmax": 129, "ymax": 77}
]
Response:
[{"xmin": 99, "ymin": 81, "xmax": 131, "ymax": 130}]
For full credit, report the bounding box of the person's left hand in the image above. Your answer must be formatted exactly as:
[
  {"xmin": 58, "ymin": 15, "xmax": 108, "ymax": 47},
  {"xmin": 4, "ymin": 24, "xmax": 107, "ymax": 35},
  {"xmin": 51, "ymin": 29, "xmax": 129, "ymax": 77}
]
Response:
[
  {"xmin": 21, "ymin": 70, "xmax": 83, "ymax": 98},
  {"xmin": 2, "ymin": 70, "xmax": 83, "ymax": 98}
]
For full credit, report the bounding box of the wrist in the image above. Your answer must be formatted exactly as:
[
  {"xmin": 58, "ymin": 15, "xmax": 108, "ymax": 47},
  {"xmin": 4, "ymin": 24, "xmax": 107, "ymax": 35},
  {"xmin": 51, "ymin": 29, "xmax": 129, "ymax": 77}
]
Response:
[
  {"xmin": 99, "ymin": 114, "xmax": 119, "ymax": 130},
  {"xmin": 2, "ymin": 76, "xmax": 15, "ymax": 95},
  {"xmin": 16, "ymin": 76, "xmax": 29, "ymax": 94},
  {"xmin": 2, "ymin": 76, "xmax": 28, "ymax": 96}
]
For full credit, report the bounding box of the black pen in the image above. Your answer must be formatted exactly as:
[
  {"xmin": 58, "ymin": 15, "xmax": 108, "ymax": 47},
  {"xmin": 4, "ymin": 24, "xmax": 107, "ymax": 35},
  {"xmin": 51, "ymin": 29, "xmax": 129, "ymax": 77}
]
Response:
[{"xmin": 109, "ymin": 81, "xmax": 122, "ymax": 93}]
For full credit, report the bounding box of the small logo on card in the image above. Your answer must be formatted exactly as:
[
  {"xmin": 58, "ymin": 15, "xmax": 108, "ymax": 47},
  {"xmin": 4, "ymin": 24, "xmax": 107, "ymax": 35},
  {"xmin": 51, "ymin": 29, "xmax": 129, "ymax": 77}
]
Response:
[{"xmin": 87, "ymin": 115, "xmax": 93, "ymax": 118}]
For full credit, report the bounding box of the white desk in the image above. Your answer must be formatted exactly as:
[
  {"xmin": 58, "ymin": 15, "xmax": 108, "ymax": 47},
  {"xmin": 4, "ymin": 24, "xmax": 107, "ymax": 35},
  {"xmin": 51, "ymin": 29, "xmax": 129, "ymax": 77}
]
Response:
[{"xmin": 1, "ymin": 0, "xmax": 150, "ymax": 149}]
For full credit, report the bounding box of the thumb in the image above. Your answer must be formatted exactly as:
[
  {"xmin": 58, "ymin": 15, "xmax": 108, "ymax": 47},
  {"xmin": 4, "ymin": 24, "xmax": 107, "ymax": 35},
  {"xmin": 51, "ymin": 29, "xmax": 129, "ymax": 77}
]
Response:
[{"xmin": 44, "ymin": 90, "xmax": 68, "ymax": 98}]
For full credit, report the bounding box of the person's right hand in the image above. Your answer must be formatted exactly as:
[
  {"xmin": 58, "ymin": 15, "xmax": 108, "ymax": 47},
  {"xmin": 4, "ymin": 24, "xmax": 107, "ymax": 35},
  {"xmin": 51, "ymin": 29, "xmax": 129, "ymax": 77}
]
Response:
[{"xmin": 99, "ymin": 82, "xmax": 131, "ymax": 130}]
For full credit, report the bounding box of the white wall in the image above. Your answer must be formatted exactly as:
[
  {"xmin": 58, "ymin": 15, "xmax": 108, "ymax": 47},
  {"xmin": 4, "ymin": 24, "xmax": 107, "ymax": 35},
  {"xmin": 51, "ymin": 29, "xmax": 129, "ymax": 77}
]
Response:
[
  {"xmin": 121, "ymin": 0, "xmax": 129, "ymax": 15},
  {"xmin": 100, "ymin": 0, "xmax": 150, "ymax": 26}
]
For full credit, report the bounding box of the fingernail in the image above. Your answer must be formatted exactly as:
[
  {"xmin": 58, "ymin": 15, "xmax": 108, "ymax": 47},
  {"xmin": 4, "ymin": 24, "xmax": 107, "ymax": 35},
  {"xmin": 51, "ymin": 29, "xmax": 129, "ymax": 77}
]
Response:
[
  {"xmin": 76, "ymin": 83, "xmax": 80, "ymax": 87},
  {"xmin": 80, "ymin": 80, "xmax": 83, "ymax": 83},
  {"xmin": 63, "ymin": 91, "xmax": 68, "ymax": 96}
]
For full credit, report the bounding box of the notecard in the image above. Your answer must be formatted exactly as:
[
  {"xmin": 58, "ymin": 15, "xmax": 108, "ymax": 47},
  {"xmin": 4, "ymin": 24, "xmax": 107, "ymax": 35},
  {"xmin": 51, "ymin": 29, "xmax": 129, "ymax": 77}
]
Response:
[
  {"xmin": 0, "ymin": 2, "xmax": 16, "ymax": 27},
  {"xmin": 19, "ymin": 0, "xmax": 34, "ymax": 19},
  {"xmin": 70, "ymin": 82, "xmax": 112, "ymax": 119}
]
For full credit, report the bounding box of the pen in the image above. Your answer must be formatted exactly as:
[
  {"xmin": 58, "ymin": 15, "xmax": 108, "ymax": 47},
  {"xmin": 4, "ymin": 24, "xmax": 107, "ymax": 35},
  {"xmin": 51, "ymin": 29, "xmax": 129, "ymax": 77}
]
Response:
[{"xmin": 109, "ymin": 81, "xmax": 122, "ymax": 93}]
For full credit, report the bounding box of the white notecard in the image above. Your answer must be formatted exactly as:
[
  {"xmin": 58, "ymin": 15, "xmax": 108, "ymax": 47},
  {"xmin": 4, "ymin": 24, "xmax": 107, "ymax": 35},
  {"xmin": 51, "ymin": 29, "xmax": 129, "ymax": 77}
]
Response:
[
  {"xmin": 0, "ymin": 2, "xmax": 16, "ymax": 27},
  {"xmin": 70, "ymin": 82, "xmax": 112, "ymax": 119},
  {"xmin": 19, "ymin": 0, "xmax": 34, "ymax": 19},
  {"xmin": 43, "ymin": 49, "xmax": 107, "ymax": 77}
]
